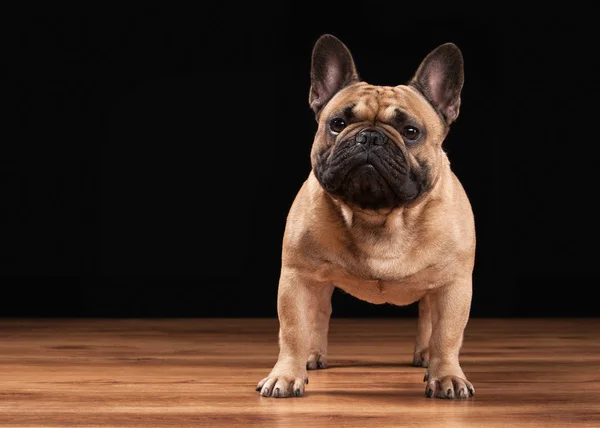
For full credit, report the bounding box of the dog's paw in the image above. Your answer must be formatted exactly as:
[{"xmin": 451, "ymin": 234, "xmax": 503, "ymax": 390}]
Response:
[
  {"xmin": 256, "ymin": 371, "xmax": 309, "ymax": 398},
  {"xmin": 306, "ymin": 353, "xmax": 328, "ymax": 370},
  {"xmin": 412, "ymin": 348, "xmax": 429, "ymax": 367},
  {"xmin": 424, "ymin": 375, "xmax": 475, "ymax": 399}
]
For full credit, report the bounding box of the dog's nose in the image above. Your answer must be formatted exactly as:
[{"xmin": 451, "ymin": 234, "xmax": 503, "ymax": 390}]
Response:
[{"xmin": 356, "ymin": 129, "xmax": 386, "ymax": 146}]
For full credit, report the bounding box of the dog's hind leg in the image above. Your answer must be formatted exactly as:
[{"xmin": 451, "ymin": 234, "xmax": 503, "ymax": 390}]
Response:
[
  {"xmin": 306, "ymin": 283, "xmax": 334, "ymax": 370},
  {"xmin": 413, "ymin": 295, "xmax": 431, "ymax": 367}
]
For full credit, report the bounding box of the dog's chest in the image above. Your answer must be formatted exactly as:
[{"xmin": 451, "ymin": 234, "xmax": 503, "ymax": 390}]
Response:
[{"xmin": 314, "ymin": 256, "xmax": 445, "ymax": 306}]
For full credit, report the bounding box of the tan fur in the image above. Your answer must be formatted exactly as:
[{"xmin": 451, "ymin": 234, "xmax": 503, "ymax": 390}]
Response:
[{"xmin": 257, "ymin": 60, "xmax": 475, "ymax": 399}]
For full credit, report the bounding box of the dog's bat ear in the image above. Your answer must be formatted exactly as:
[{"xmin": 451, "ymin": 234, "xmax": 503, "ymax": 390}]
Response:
[
  {"xmin": 309, "ymin": 34, "xmax": 359, "ymax": 116},
  {"xmin": 410, "ymin": 43, "xmax": 464, "ymax": 125}
]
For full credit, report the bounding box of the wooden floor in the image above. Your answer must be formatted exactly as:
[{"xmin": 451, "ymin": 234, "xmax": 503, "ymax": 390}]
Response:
[{"xmin": 0, "ymin": 319, "xmax": 599, "ymax": 427}]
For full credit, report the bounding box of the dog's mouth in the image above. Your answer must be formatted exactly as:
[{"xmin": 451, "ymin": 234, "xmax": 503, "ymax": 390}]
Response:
[
  {"xmin": 340, "ymin": 163, "xmax": 397, "ymax": 210},
  {"xmin": 314, "ymin": 136, "xmax": 428, "ymax": 210}
]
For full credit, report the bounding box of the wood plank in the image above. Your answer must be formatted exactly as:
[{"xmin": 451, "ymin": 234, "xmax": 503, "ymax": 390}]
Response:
[{"xmin": 0, "ymin": 318, "xmax": 599, "ymax": 427}]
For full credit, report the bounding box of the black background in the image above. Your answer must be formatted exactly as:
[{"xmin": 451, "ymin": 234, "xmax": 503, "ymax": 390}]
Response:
[{"xmin": 2, "ymin": 7, "xmax": 599, "ymax": 317}]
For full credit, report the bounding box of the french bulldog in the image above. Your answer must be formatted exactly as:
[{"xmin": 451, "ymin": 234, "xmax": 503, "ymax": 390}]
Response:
[{"xmin": 256, "ymin": 34, "xmax": 475, "ymax": 399}]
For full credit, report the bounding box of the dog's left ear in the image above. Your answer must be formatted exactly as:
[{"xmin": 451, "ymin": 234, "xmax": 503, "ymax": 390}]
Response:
[
  {"xmin": 410, "ymin": 43, "xmax": 464, "ymax": 124},
  {"xmin": 309, "ymin": 34, "xmax": 360, "ymax": 116}
]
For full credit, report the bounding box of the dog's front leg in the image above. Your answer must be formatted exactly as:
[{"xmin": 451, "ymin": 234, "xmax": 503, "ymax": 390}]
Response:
[
  {"xmin": 256, "ymin": 267, "xmax": 331, "ymax": 398},
  {"xmin": 423, "ymin": 277, "xmax": 475, "ymax": 399}
]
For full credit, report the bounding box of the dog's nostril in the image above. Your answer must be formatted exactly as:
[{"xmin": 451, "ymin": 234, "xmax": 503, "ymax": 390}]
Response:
[{"xmin": 357, "ymin": 130, "xmax": 385, "ymax": 146}]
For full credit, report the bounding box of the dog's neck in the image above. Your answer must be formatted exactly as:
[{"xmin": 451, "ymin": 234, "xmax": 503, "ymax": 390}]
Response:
[
  {"xmin": 337, "ymin": 203, "xmax": 391, "ymax": 229},
  {"xmin": 317, "ymin": 163, "xmax": 452, "ymax": 234}
]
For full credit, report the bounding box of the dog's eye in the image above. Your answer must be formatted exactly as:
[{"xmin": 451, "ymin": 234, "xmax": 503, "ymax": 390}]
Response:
[
  {"xmin": 329, "ymin": 118, "xmax": 346, "ymax": 134},
  {"xmin": 402, "ymin": 126, "xmax": 420, "ymax": 141}
]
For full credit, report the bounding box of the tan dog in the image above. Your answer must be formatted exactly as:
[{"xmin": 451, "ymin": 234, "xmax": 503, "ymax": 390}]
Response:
[{"xmin": 256, "ymin": 34, "xmax": 475, "ymax": 399}]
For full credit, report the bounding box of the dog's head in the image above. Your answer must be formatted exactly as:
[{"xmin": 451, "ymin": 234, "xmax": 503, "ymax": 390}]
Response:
[{"xmin": 309, "ymin": 35, "xmax": 464, "ymax": 211}]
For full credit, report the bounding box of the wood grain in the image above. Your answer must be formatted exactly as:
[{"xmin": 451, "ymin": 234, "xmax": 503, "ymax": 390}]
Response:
[{"xmin": 0, "ymin": 318, "xmax": 599, "ymax": 427}]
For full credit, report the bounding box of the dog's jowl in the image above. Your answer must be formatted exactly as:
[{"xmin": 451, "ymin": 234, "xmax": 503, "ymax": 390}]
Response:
[{"xmin": 256, "ymin": 35, "xmax": 475, "ymax": 399}]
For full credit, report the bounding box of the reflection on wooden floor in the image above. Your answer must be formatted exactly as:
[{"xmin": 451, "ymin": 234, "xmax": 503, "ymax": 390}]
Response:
[{"xmin": 0, "ymin": 318, "xmax": 599, "ymax": 427}]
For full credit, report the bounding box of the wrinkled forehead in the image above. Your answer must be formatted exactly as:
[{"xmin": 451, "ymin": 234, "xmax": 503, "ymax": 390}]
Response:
[{"xmin": 321, "ymin": 82, "xmax": 443, "ymax": 133}]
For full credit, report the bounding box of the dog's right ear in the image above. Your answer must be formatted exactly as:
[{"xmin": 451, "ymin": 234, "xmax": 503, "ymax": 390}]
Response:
[
  {"xmin": 409, "ymin": 43, "xmax": 464, "ymax": 125},
  {"xmin": 309, "ymin": 34, "xmax": 359, "ymax": 116}
]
